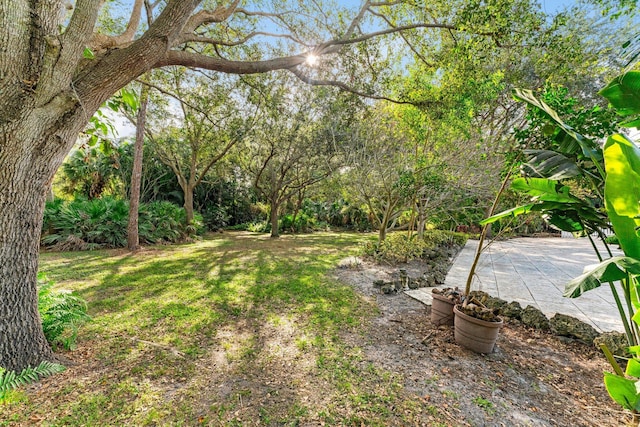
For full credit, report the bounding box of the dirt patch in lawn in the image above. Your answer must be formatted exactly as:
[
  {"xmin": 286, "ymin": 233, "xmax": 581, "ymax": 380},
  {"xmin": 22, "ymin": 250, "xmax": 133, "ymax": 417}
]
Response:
[{"xmin": 333, "ymin": 260, "xmax": 629, "ymax": 427}]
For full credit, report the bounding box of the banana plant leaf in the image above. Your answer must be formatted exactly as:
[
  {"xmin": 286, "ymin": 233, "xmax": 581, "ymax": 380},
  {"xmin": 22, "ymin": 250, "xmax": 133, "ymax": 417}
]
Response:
[
  {"xmin": 564, "ymin": 256, "xmax": 640, "ymax": 298},
  {"xmin": 514, "ymin": 88, "xmax": 602, "ymax": 166},
  {"xmin": 521, "ymin": 149, "xmax": 582, "ymax": 180},
  {"xmin": 481, "ymin": 177, "xmax": 607, "ymax": 233},
  {"xmin": 479, "ymin": 204, "xmax": 534, "ymax": 225},
  {"xmin": 603, "ymin": 134, "xmax": 640, "ymax": 260},
  {"xmin": 604, "ymin": 372, "xmax": 640, "ymax": 411},
  {"xmin": 599, "ymin": 71, "xmax": 640, "ymax": 123},
  {"xmin": 510, "ymin": 177, "xmax": 580, "ymax": 203}
]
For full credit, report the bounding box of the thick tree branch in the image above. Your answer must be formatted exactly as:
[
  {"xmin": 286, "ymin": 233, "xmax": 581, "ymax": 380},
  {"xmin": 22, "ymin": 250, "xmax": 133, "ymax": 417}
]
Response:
[
  {"xmin": 75, "ymin": 0, "xmax": 200, "ymax": 107},
  {"xmin": 183, "ymin": 0, "xmax": 241, "ymax": 33},
  {"xmin": 116, "ymin": 0, "xmax": 144, "ymax": 44},
  {"xmin": 178, "ymin": 32, "xmax": 309, "ymax": 48},
  {"xmin": 39, "ymin": 0, "xmax": 101, "ymax": 104},
  {"xmin": 155, "ymin": 50, "xmax": 306, "ymax": 74}
]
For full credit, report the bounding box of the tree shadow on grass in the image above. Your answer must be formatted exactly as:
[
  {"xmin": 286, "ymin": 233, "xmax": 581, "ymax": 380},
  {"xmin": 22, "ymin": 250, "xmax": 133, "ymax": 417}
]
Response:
[{"xmin": 32, "ymin": 231, "xmax": 392, "ymax": 425}]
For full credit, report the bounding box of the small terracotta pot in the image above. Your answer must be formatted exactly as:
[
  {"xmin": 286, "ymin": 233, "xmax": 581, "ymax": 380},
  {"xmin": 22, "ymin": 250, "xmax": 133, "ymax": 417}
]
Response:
[
  {"xmin": 453, "ymin": 304, "xmax": 503, "ymax": 353},
  {"xmin": 431, "ymin": 292, "xmax": 455, "ymax": 326}
]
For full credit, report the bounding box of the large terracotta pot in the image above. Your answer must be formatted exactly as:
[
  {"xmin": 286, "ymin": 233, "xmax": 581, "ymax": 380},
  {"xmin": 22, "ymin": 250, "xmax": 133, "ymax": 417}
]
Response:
[
  {"xmin": 453, "ymin": 304, "xmax": 503, "ymax": 353},
  {"xmin": 431, "ymin": 291, "xmax": 455, "ymax": 326}
]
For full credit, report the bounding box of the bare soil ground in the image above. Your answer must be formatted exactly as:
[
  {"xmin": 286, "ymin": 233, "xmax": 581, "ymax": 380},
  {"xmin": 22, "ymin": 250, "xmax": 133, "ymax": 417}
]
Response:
[{"xmin": 334, "ymin": 260, "xmax": 630, "ymax": 427}]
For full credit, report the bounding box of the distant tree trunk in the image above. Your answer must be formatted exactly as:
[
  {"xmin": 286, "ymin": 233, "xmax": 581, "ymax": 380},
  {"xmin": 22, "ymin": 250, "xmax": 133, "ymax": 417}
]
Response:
[
  {"xmin": 377, "ymin": 202, "xmax": 396, "ymax": 244},
  {"xmin": 417, "ymin": 198, "xmax": 428, "ymax": 239},
  {"xmin": 290, "ymin": 189, "xmax": 304, "ymax": 233},
  {"xmin": 184, "ymin": 182, "xmax": 195, "ymax": 226},
  {"xmin": 127, "ymin": 84, "xmax": 150, "ymax": 251},
  {"xmin": 270, "ymin": 198, "xmax": 280, "ymax": 238},
  {"xmin": 378, "ymin": 225, "xmax": 387, "ymax": 244}
]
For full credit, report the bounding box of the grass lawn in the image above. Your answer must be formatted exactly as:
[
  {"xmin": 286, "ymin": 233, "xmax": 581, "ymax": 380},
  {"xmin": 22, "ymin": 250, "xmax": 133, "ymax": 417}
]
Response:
[{"xmin": 1, "ymin": 231, "xmax": 436, "ymax": 426}]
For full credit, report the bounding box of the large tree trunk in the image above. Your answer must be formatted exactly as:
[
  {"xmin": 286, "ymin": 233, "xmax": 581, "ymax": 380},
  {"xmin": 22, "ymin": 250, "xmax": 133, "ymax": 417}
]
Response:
[
  {"xmin": 0, "ymin": 171, "xmax": 55, "ymax": 372},
  {"xmin": 127, "ymin": 84, "xmax": 150, "ymax": 251},
  {"xmin": 0, "ymin": 116, "xmax": 85, "ymax": 371}
]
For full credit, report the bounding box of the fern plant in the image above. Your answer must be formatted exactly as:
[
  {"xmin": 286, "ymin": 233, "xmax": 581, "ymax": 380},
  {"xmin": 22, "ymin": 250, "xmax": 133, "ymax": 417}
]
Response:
[
  {"xmin": 38, "ymin": 275, "xmax": 91, "ymax": 350},
  {"xmin": 0, "ymin": 361, "xmax": 65, "ymax": 400}
]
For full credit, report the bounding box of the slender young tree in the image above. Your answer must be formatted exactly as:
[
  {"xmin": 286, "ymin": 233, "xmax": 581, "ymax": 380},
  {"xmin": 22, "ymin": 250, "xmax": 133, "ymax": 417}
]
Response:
[{"xmin": 127, "ymin": 83, "xmax": 150, "ymax": 251}]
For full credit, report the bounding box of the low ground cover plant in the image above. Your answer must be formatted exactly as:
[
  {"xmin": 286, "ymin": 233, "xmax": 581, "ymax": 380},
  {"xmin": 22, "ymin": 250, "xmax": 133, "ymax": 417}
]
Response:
[
  {"xmin": 38, "ymin": 275, "xmax": 91, "ymax": 351},
  {"xmin": 1, "ymin": 276, "xmax": 89, "ymax": 401}
]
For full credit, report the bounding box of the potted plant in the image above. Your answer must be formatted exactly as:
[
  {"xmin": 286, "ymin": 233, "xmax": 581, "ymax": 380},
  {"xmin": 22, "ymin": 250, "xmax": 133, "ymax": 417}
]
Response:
[
  {"xmin": 431, "ymin": 287, "xmax": 462, "ymax": 326},
  {"xmin": 451, "ymin": 170, "xmax": 510, "ymax": 353}
]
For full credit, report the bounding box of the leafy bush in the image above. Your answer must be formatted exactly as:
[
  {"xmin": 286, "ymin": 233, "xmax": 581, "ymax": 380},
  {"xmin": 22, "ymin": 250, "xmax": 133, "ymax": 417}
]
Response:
[
  {"xmin": 38, "ymin": 275, "xmax": 90, "ymax": 350},
  {"xmin": 139, "ymin": 201, "xmax": 203, "ymax": 243},
  {"xmin": 605, "ymin": 234, "xmax": 619, "ymax": 245},
  {"xmin": 42, "ymin": 198, "xmax": 204, "ymax": 250},
  {"xmin": 202, "ymin": 205, "xmax": 231, "ymax": 231},
  {"xmin": 280, "ymin": 212, "xmax": 325, "ymax": 233},
  {"xmin": 422, "ymin": 230, "xmax": 468, "ymax": 248},
  {"xmin": 363, "ymin": 231, "xmax": 467, "ymax": 263},
  {"xmin": 0, "ymin": 361, "xmax": 65, "ymax": 400},
  {"xmin": 246, "ymin": 221, "xmax": 270, "ymax": 233},
  {"xmin": 42, "ymin": 197, "xmax": 129, "ymax": 249},
  {"xmin": 363, "ymin": 233, "xmax": 430, "ymax": 263}
]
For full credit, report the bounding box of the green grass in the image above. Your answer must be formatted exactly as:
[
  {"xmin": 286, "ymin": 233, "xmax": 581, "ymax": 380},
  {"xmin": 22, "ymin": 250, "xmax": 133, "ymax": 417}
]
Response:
[{"xmin": 0, "ymin": 231, "xmax": 444, "ymax": 426}]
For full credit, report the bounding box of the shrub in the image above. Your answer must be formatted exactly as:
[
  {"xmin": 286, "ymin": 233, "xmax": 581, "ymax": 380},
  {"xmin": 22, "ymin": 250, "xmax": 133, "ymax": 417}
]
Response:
[
  {"xmin": 38, "ymin": 275, "xmax": 90, "ymax": 350},
  {"xmin": 605, "ymin": 234, "xmax": 619, "ymax": 246},
  {"xmin": 42, "ymin": 197, "xmax": 129, "ymax": 249},
  {"xmin": 363, "ymin": 230, "xmax": 468, "ymax": 263},
  {"xmin": 202, "ymin": 205, "xmax": 231, "ymax": 231},
  {"xmin": 363, "ymin": 233, "xmax": 430, "ymax": 263},
  {"xmin": 246, "ymin": 221, "xmax": 270, "ymax": 233},
  {"xmin": 280, "ymin": 212, "xmax": 319, "ymax": 233},
  {"xmin": 422, "ymin": 230, "xmax": 468, "ymax": 248},
  {"xmin": 42, "ymin": 198, "xmax": 204, "ymax": 250},
  {"xmin": 139, "ymin": 201, "xmax": 204, "ymax": 243}
]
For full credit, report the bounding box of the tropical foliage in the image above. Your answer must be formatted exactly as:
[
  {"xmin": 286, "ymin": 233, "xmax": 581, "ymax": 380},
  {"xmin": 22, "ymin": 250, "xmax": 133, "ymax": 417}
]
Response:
[
  {"xmin": 38, "ymin": 275, "xmax": 90, "ymax": 351},
  {"xmin": 42, "ymin": 198, "xmax": 203, "ymax": 250}
]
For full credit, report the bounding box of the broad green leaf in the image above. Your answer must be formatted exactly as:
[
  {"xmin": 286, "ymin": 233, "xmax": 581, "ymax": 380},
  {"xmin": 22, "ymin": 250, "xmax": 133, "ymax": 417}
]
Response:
[
  {"xmin": 603, "ymin": 134, "xmax": 640, "ymax": 259},
  {"xmin": 627, "ymin": 359, "xmax": 640, "ymax": 377},
  {"xmin": 622, "ymin": 118, "xmax": 640, "ymax": 129},
  {"xmin": 543, "ymin": 211, "xmax": 584, "ymax": 233},
  {"xmin": 599, "ymin": 71, "xmax": 640, "ymax": 117},
  {"xmin": 521, "ymin": 149, "xmax": 581, "ymax": 180},
  {"xmin": 480, "ymin": 204, "xmax": 534, "ymax": 225},
  {"xmin": 120, "ymin": 89, "xmax": 139, "ymax": 112},
  {"xmin": 513, "ymin": 89, "xmax": 602, "ymax": 166},
  {"xmin": 604, "ymin": 372, "xmax": 640, "ymax": 411},
  {"xmin": 511, "ymin": 177, "xmax": 579, "ymax": 203},
  {"xmin": 564, "ymin": 256, "xmax": 640, "ymax": 298}
]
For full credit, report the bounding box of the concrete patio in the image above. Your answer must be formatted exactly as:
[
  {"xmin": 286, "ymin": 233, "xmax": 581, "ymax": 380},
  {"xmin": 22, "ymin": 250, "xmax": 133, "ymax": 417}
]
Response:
[{"xmin": 406, "ymin": 237, "xmax": 624, "ymax": 332}]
